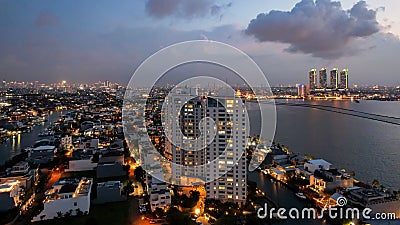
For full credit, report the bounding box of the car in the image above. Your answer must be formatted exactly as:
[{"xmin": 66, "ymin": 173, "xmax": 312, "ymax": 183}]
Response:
[{"xmin": 149, "ymin": 220, "xmax": 156, "ymax": 224}]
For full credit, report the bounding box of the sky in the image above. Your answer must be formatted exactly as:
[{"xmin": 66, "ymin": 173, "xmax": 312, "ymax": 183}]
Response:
[{"xmin": 0, "ymin": 0, "xmax": 399, "ymax": 86}]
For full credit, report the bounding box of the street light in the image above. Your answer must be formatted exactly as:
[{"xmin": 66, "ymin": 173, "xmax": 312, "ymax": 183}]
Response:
[{"xmin": 195, "ymin": 208, "xmax": 201, "ymax": 215}]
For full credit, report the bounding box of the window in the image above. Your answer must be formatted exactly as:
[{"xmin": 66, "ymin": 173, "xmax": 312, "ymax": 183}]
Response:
[{"xmin": 74, "ymin": 202, "xmax": 77, "ymax": 206}]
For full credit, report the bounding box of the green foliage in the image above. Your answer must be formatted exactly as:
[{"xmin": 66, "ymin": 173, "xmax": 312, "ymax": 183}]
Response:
[
  {"xmin": 166, "ymin": 207, "xmax": 196, "ymax": 225},
  {"xmin": 173, "ymin": 190, "xmax": 200, "ymax": 209},
  {"xmin": 122, "ymin": 180, "xmax": 135, "ymax": 195},
  {"xmin": 134, "ymin": 166, "xmax": 145, "ymax": 181},
  {"xmin": 215, "ymin": 216, "xmax": 236, "ymax": 225}
]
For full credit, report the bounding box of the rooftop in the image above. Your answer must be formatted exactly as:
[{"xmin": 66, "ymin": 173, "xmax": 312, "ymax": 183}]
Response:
[
  {"xmin": 45, "ymin": 178, "xmax": 93, "ymax": 202},
  {"xmin": 307, "ymin": 159, "xmax": 332, "ymax": 166},
  {"xmin": 32, "ymin": 145, "xmax": 56, "ymax": 151},
  {"xmin": 0, "ymin": 180, "xmax": 19, "ymax": 193}
]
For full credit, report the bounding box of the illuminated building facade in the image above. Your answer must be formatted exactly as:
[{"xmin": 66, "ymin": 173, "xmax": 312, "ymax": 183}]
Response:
[
  {"xmin": 319, "ymin": 68, "xmax": 327, "ymax": 89},
  {"xmin": 330, "ymin": 68, "xmax": 339, "ymax": 89},
  {"xmin": 339, "ymin": 69, "xmax": 349, "ymax": 89},
  {"xmin": 309, "ymin": 69, "xmax": 317, "ymax": 90}
]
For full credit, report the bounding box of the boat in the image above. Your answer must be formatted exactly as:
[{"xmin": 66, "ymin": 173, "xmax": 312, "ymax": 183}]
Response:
[
  {"xmin": 295, "ymin": 191, "xmax": 307, "ymax": 200},
  {"xmin": 38, "ymin": 129, "xmax": 54, "ymax": 137}
]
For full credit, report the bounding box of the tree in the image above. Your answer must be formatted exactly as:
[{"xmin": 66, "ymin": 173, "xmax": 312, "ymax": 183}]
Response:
[
  {"xmin": 134, "ymin": 166, "xmax": 145, "ymax": 181},
  {"xmin": 215, "ymin": 216, "xmax": 236, "ymax": 225},
  {"xmin": 56, "ymin": 211, "xmax": 63, "ymax": 218},
  {"xmin": 85, "ymin": 217, "xmax": 98, "ymax": 225},
  {"xmin": 166, "ymin": 207, "xmax": 195, "ymax": 225},
  {"xmin": 155, "ymin": 207, "xmax": 165, "ymax": 218},
  {"xmin": 64, "ymin": 209, "xmax": 73, "ymax": 217},
  {"xmin": 75, "ymin": 208, "xmax": 84, "ymax": 216},
  {"xmin": 372, "ymin": 179, "xmax": 380, "ymax": 187},
  {"xmin": 123, "ymin": 180, "xmax": 135, "ymax": 195}
]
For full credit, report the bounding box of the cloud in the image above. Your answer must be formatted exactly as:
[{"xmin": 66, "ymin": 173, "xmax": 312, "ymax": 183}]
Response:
[
  {"xmin": 245, "ymin": 0, "xmax": 381, "ymax": 59},
  {"xmin": 35, "ymin": 11, "xmax": 60, "ymax": 27},
  {"xmin": 145, "ymin": 0, "xmax": 232, "ymax": 19}
]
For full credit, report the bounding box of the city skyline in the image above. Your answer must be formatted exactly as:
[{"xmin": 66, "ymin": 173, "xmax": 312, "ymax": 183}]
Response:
[
  {"xmin": 1, "ymin": 0, "xmax": 400, "ymax": 85},
  {"xmin": 0, "ymin": 1, "xmax": 400, "ymax": 224}
]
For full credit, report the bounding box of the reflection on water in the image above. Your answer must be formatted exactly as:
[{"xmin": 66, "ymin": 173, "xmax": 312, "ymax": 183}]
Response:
[
  {"xmin": 249, "ymin": 100, "xmax": 400, "ymax": 189},
  {"xmin": 249, "ymin": 171, "xmax": 328, "ymax": 225},
  {"xmin": 0, "ymin": 111, "xmax": 61, "ymax": 165}
]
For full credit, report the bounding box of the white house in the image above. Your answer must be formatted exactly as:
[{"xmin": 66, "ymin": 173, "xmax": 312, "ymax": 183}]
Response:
[
  {"xmin": 304, "ymin": 159, "xmax": 332, "ymax": 173},
  {"xmin": 0, "ymin": 180, "xmax": 22, "ymax": 211},
  {"xmin": 147, "ymin": 173, "xmax": 171, "ymax": 212},
  {"xmin": 33, "ymin": 178, "xmax": 93, "ymax": 221}
]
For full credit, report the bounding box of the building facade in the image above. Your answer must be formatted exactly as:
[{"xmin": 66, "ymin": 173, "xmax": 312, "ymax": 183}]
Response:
[
  {"xmin": 204, "ymin": 97, "xmax": 247, "ymax": 205},
  {"xmin": 319, "ymin": 68, "xmax": 327, "ymax": 89},
  {"xmin": 165, "ymin": 87, "xmax": 247, "ymax": 205},
  {"xmin": 330, "ymin": 68, "xmax": 339, "ymax": 89},
  {"xmin": 309, "ymin": 69, "xmax": 317, "ymax": 90},
  {"xmin": 339, "ymin": 69, "xmax": 349, "ymax": 89},
  {"xmin": 33, "ymin": 178, "xmax": 93, "ymax": 221}
]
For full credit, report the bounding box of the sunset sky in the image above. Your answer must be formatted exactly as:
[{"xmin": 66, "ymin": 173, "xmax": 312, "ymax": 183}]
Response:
[{"xmin": 0, "ymin": 0, "xmax": 399, "ymax": 85}]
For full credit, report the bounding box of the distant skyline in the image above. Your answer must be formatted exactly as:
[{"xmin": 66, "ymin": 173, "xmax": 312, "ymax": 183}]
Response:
[{"xmin": 1, "ymin": 0, "xmax": 400, "ymax": 86}]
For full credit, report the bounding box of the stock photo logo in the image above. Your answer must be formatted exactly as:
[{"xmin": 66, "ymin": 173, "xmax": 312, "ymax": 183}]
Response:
[
  {"xmin": 257, "ymin": 196, "xmax": 397, "ymax": 221},
  {"xmin": 122, "ymin": 40, "xmax": 276, "ymax": 186}
]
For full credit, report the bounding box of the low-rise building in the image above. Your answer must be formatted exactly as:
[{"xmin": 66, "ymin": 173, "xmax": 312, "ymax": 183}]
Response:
[
  {"xmin": 310, "ymin": 169, "xmax": 353, "ymax": 192},
  {"xmin": 10, "ymin": 161, "xmax": 30, "ymax": 175},
  {"xmin": 33, "ymin": 177, "xmax": 93, "ymax": 221},
  {"xmin": 147, "ymin": 173, "xmax": 171, "ymax": 212},
  {"xmin": 95, "ymin": 181, "xmax": 126, "ymax": 204},
  {"xmin": 304, "ymin": 159, "xmax": 332, "ymax": 173},
  {"xmin": 96, "ymin": 163, "xmax": 126, "ymax": 179},
  {"xmin": 345, "ymin": 187, "xmax": 400, "ymax": 218},
  {"xmin": 0, "ymin": 180, "xmax": 21, "ymax": 211},
  {"xmin": 28, "ymin": 145, "xmax": 56, "ymax": 164},
  {"xmin": 65, "ymin": 150, "xmax": 97, "ymax": 172}
]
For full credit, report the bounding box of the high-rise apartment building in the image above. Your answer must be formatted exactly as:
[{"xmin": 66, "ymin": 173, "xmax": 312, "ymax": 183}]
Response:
[
  {"xmin": 339, "ymin": 69, "xmax": 349, "ymax": 90},
  {"xmin": 204, "ymin": 97, "xmax": 247, "ymax": 205},
  {"xmin": 164, "ymin": 87, "xmax": 206, "ymax": 186},
  {"xmin": 309, "ymin": 69, "xmax": 317, "ymax": 90},
  {"xmin": 319, "ymin": 68, "xmax": 327, "ymax": 89},
  {"xmin": 330, "ymin": 68, "xmax": 339, "ymax": 89},
  {"xmin": 165, "ymin": 87, "xmax": 247, "ymax": 205}
]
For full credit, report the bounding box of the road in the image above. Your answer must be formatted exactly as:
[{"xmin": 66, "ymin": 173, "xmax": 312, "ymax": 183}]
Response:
[{"xmin": 128, "ymin": 197, "xmax": 167, "ymax": 225}]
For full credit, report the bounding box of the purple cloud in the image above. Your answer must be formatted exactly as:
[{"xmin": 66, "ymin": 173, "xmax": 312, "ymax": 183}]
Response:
[
  {"xmin": 145, "ymin": 0, "xmax": 232, "ymax": 19},
  {"xmin": 245, "ymin": 0, "xmax": 381, "ymax": 59}
]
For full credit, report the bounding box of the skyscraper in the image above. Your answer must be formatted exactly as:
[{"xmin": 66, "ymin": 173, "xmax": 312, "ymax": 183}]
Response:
[
  {"xmin": 309, "ymin": 69, "xmax": 317, "ymax": 90},
  {"xmin": 330, "ymin": 68, "xmax": 339, "ymax": 89},
  {"xmin": 205, "ymin": 96, "xmax": 247, "ymax": 205},
  {"xmin": 165, "ymin": 87, "xmax": 247, "ymax": 205},
  {"xmin": 339, "ymin": 69, "xmax": 349, "ymax": 89},
  {"xmin": 297, "ymin": 84, "xmax": 306, "ymax": 97},
  {"xmin": 165, "ymin": 87, "xmax": 206, "ymax": 186},
  {"xmin": 319, "ymin": 68, "xmax": 327, "ymax": 89}
]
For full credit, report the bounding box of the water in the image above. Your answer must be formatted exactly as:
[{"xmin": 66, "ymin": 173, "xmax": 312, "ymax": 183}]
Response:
[
  {"xmin": 249, "ymin": 171, "xmax": 328, "ymax": 225},
  {"xmin": 0, "ymin": 111, "xmax": 61, "ymax": 165},
  {"xmin": 249, "ymin": 100, "xmax": 400, "ymax": 189}
]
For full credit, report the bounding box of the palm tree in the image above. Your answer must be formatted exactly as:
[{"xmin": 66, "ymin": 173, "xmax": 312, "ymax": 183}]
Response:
[
  {"xmin": 372, "ymin": 179, "xmax": 380, "ymax": 187},
  {"xmin": 123, "ymin": 180, "xmax": 135, "ymax": 195},
  {"xmin": 56, "ymin": 211, "xmax": 63, "ymax": 218}
]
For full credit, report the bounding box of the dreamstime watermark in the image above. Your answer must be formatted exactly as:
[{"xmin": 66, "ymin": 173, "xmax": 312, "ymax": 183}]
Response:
[
  {"xmin": 122, "ymin": 40, "xmax": 277, "ymax": 185},
  {"xmin": 257, "ymin": 197, "xmax": 397, "ymax": 220}
]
